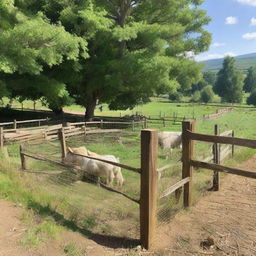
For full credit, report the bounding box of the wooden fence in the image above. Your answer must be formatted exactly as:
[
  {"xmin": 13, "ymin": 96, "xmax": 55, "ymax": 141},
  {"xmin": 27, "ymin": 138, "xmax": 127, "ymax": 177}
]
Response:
[
  {"xmin": 0, "ymin": 118, "xmax": 50, "ymax": 129},
  {"xmin": 19, "ymin": 129, "xmax": 159, "ymax": 250},
  {"xmin": 0, "ymin": 119, "xmax": 146, "ymax": 148}
]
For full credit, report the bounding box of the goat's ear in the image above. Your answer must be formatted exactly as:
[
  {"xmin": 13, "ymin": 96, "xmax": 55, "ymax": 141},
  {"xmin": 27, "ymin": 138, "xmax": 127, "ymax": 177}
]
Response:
[{"xmin": 67, "ymin": 147, "xmax": 73, "ymax": 153}]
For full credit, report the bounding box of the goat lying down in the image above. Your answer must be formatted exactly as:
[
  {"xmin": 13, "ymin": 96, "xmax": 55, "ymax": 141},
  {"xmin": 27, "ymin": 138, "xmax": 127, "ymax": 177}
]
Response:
[
  {"xmin": 63, "ymin": 146, "xmax": 124, "ymax": 187},
  {"xmin": 158, "ymin": 131, "xmax": 182, "ymax": 150}
]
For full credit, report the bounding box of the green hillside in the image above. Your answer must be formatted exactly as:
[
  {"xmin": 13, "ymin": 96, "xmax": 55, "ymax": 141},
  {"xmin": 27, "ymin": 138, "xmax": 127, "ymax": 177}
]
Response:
[{"xmin": 201, "ymin": 53, "xmax": 256, "ymax": 72}]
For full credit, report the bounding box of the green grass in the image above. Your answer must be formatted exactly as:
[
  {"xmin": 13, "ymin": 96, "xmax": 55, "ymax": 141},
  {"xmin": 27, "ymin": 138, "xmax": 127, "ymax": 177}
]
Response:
[{"xmin": 1, "ymin": 100, "xmax": 256, "ymax": 243}]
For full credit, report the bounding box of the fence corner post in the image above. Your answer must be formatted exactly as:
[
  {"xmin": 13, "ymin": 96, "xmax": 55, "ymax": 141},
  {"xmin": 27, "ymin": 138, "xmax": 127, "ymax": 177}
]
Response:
[
  {"xmin": 58, "ymin": 128, "xmax": 67, "ymax": 159},
  {"xmin": 182, "ymin": 121, "xmax": 195, "ymax": 208},
  {"xmin": 20, "ymin": 145, "xmax": 27, "ymax": 170},
  {"xmin": 213, "ymin": 124, "xmax": 220, "ymax": 191},
  {"xmin": 140, "ymin": 129, "xmax": 158, "ymax": 250}
]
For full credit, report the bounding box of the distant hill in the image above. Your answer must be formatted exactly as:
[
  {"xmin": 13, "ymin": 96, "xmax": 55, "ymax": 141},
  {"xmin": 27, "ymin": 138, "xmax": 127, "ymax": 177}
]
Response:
[{"xmin": 201, "ymin": 52, "xmax": 256, "ymax": 72}]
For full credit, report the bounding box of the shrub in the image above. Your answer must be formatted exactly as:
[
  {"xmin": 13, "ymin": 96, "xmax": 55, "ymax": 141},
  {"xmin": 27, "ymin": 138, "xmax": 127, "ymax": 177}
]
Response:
[
  {"xmin": 247, "ymin": 90, "xmax": 256, "ymax": 106},
  {"xmin": 200, "ymin": 85, "xmax": 214, "ymax": 103}
]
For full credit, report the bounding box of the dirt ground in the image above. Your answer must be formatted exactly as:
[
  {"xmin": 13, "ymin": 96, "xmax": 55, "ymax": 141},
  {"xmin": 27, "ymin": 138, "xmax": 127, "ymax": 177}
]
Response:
[{"xmin": 1, "ymin": 156, "xmax": 256, "ymax": 256}]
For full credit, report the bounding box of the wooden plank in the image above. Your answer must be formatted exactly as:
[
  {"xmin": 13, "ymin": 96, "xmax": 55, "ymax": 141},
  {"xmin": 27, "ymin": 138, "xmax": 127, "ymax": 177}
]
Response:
[
  {"xmin": 191, "ymin": 160, "xmax": 256, "ymax": 179},
  {"xmin": 182, "ymin": 121, "xmax": 195, "ymax": 208},
  {"xmin": 86, "ymin": 129, "xmax": 121, "ymax": 134},
  {"xmin": 65, "ymin": 131, "xmax": 84, "ymax": 137},
  {"xmin": 186, "ymin": 130, "xmax": 256, "ymax": 149},
  {"xmin": 160, "ymin": 177, "xmax": 191, "ymax": 199},
  {"xmin": 140, "ymin": 129, "xmax": 158, "ymax": 250},
  {"xmin": 157, "ymin": 163, "xmax": 176, "ymax": 173},
  {"xmin": 16, "ymin": 118, "xmax": 49, "ymax": 124}
]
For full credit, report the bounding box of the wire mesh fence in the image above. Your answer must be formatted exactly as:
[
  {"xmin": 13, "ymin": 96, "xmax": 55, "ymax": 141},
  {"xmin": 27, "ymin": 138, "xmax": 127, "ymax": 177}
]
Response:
[{"xmin": 6, "ymin": 127, "xmax": 143, "ymax": 241}]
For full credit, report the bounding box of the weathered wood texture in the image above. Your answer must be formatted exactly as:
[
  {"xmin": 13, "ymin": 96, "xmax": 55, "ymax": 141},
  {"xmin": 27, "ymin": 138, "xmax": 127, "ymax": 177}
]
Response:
[
  {"xmin": 182, "ymin": 121, "xmax": 195, "ymax": 208},
  {"xmin": 58, "ymin": 128, "xmax": 67, "ymax": 159},
  {"xmin": 186, "ymin": 131, "xmax": 256, "ymax": 149},
  {"xmin": 213, "ymin": 124, "xmax": 220, "ymax": 191},
  {"xmin": 140, "ymin": 129, "xmax": 158, "ymax": 250},
  {"xmin": 160, "ymin": 177, "xmax": 190, "ymax": 199},
  {"xmin": 191, "ymin": 160, "xmax": 256, "ymax": 179}
]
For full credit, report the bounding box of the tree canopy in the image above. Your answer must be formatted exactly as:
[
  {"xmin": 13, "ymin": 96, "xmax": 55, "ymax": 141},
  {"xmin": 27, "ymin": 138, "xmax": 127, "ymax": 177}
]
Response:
[
  {"xmin": 244, "ymin": 66, "xmax": 256, "ymax": 93},
  {"xmin": 0, "ymin": 0, "xmax": 212, "ymax": 118},
  {"xmin": 214, "ymin": 56, "xmax": 244, "ymax": 103}
]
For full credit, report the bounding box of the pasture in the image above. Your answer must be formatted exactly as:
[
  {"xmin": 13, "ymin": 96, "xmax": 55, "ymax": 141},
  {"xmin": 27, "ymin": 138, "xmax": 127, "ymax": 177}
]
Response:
[{"xmin": 1, "ymin": 102, "xmax": 256, "ymax": 248}]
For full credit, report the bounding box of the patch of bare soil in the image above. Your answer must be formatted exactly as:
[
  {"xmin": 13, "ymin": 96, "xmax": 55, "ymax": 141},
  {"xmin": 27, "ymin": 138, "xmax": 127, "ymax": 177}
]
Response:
[
  {"xmin": 153, "ymin": 155, "xmax": 256, "ymax": 255},
  {"xmin": 0, "ymin": 201, "xmax": 105, "ymax": 256}
]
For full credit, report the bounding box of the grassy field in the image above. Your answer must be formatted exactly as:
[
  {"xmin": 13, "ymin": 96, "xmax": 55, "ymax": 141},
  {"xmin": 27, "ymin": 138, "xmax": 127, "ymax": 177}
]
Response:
[
  {"xmin": 0, "ymin": 101, "xmax": 256, "ymax": 248},
  {"xmin": 2, "ymin": 97, "xmax": 248, "ymax": 119}
]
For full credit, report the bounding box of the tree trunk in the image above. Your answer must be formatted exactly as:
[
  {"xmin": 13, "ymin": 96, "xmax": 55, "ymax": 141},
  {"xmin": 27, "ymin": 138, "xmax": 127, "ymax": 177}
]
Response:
[
  {"xmin": 85, "ymin": 97, "xmax": 97, "ymax": 121},
  {"xmin": 51, "ymin": 107, "xmax": 63, "ymax": 116}
]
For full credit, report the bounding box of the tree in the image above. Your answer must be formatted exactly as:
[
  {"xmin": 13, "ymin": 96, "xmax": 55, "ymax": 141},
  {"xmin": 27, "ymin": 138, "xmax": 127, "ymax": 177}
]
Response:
[
  {"xmin": 214, "ymin": 56, "xmax": 244, "ymax": 103},
  {"xmin": 2, "ymin": 0, "xmax": 211, "ymax": 119},
  {"xmin": 244, "ymin": 66, "xmax": 256, "ymax": 93},
  {"xmin": 0, "ymin": 0, "xmax": 88, "ymax": 112},
  {"xmin": 190, "ymin": 91, "xmax": 201, "ymax": 103},
  {"xmin": 203, "ymin": 71, "xmax": 216, "ymax": 86},
  {"xmin": 247, "ymin": 90, "xmax": 256, "ymax": 106},
  {"xmin": 200, "ymin": 85, "xmax": 214, "ymax": 103}
]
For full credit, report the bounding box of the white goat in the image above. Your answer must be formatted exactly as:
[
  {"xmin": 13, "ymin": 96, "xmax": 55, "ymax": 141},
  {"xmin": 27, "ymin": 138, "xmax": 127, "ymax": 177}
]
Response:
[
  {"xmin": 63, "ymin": 147, "xmax": 124, "ymax": 186},
  {"xmin": 158, "ymin": 131, "xmax": 182, "ymax": 150}
]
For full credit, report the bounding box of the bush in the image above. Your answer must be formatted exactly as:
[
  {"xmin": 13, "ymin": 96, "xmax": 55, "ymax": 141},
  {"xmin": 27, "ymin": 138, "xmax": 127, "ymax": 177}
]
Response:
[
  {"xmin": 169, "ymin": 92, "xmax": 182, "ymax": 102},
  {"xmin": 190, "ymin": 91, "xmax": 201, "ymax": 102},
  {"xmin": 200, "ymin": 85, "xmax": 214, "ymax": 103},
  {"xmin": 247, "ymin": 90, "xmax": 256, "ymax": 106}
]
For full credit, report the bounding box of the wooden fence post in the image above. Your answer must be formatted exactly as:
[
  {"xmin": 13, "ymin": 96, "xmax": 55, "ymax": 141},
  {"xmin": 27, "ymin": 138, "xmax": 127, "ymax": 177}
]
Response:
[
  {"xmin": 20, "ymin": 145, "xmax": 27, "ymax": 170},
  {"xmin": 58, "ymin": 128, "xmax": 67, "ymax": 159},
  {"xmin": 14, "ymin": 119, "xmax": 17, "ymax": 129},
  {"xmin": 0, "ymin": 127, "xmax": 4, "ymax": 150},
  {"xmin": 163, "ymin": 118, "xmax": 165, "ymax": 127},
  {"xmin": 182, "ymin": 121, "xmax": 195, "ymax": 208},
  {"xmin": 132, "ymin": 120, "xmax": 135, "ymax": 131},
  {"xmin": 213, "ymin": 124, "xmax": 220, "ymax": 191},
  {"xmin": 144, "ymin": 118, "xmax": 147, "ymax": 129},
  {"xmin": 232, "ymin": 130, "xmax": 235, "ymax": 157},
  {"xmin": 140, "ymin": 129, "xmax": 158, "ymax": 250},
  {"xmin": 100, "ymin": 120, "xmax": 103, "ymax": 129},
  {"xmin": 83, "ymin": 125, "xmax": 86, "ymax": 141}
]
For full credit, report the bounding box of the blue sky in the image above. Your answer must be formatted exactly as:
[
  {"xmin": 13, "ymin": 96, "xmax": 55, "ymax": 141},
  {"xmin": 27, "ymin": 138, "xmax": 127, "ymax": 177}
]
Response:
[{"xmin": 196, "ymin": 0, "xmax": 256, "ymax": 61}]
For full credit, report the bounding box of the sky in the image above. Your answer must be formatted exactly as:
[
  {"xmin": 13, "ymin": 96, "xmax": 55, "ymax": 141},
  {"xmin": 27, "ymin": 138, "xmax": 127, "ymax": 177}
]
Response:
[{"xmin": 196, "ymin": 0, "xmax": 256, "ymax": 61}]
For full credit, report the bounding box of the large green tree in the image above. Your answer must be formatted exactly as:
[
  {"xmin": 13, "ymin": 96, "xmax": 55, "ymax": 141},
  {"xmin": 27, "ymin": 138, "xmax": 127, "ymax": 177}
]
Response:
[
  {"xmin": 2, "ymin": 0, "xmax": 211, "ymax": 119},
  {"xmin": 214, "ymin": 56, "xmax": 244, "ymax": 103},
  {"xmin": 0, "ymin": 0, "xmax": 88, "ymax": 112},
  {"xmin": 244, "ymin": 66, "xmax": 256, "ymax": 93}
]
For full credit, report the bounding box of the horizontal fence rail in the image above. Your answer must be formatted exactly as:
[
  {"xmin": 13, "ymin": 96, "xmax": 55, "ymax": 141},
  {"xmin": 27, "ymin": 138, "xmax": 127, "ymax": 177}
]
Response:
[
  {"xmin": 191, "ymin": 160, "xmax": 256, "ymax": 179},
  {"xmin": 186, "ymin": 130, "xmax": 256, "ymax": 149},
  {"xmin": 160, "ymin": 177, "xmax": 190, "ymax": 199}
]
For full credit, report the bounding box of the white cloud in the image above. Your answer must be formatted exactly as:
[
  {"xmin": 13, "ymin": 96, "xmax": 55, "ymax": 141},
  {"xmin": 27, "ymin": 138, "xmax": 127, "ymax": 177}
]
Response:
[
  {"xmin": 242, "ymin": 32, "xmax": 256, "ymax": 39},
  {"xmin": 225, "ymin": 16, "xmax": 238, "ymax": 25},
  {"xmin": 250, "ymin": 17, "xmax": 256, "ymax": 26},
  {"xmin": 212, "ymin": 42, "xmax": 226, "ymax": 47},
  {"xmin": 196, "ymin": 52, "xmax": 236, "ymax": 62},
  {"xmin": 237, "ymin": 0, "xmax": 256, "ymax": 6}
]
